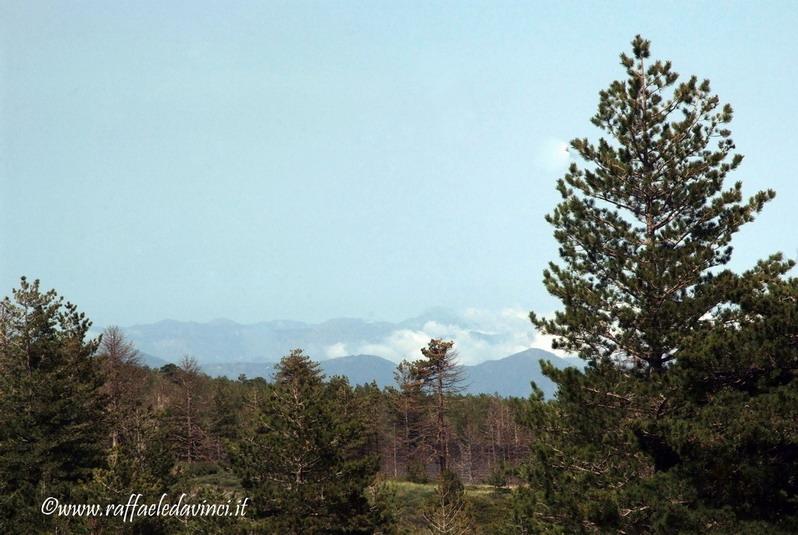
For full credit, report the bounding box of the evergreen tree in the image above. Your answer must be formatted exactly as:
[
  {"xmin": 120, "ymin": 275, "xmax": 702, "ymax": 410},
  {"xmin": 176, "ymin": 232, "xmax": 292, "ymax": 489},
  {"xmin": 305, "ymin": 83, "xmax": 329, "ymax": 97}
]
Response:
[
  {"xmin": 647, "ymin": 264, "xmax": 798, "ymax": 532},
  {"xmin": 530, "ymin": 35, "xmax": 774, "ymax": 372},
  {"xmin": 210, "ymin": 376, "xmax": 245, "ymax": 461},
  {"xmin": 513, "ymin": 363, "xmax": 666, "ymax": 533},
  {"xmin": 515, "ymin": 36, "xmax": 796, "ymax": 533},
  {"xmin": 232, "ymin": 349, "xmax": 387, "ymax": 534},
  {"xmin": 0, "ymin": 278, "xmax": 106, "ymax": 532}
]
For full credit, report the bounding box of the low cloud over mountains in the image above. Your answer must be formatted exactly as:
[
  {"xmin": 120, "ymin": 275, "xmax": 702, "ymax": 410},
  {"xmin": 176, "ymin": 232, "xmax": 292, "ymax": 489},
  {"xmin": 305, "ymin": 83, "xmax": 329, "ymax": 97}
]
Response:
[
  {"xmin": 122, "ymin": 308, "xmax": 580, "ymax": 398},
  {"xmin": 120, "ymin": 307, "xmax": 563, "ymax": 365}
]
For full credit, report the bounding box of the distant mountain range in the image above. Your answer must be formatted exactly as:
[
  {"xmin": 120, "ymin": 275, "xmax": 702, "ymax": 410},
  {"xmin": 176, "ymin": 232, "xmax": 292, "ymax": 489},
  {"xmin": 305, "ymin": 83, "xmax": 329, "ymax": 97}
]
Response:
[
  {"xmin": 141, "ymin": 349, "xmax": 578, "ymax": 399},
  {"xmin": 123, "ymin": 310, "xmax": 488, "ymax": 364},
  {"xmin": 124, "ymin": 314, "xmax": 582, "ymax": 398}
]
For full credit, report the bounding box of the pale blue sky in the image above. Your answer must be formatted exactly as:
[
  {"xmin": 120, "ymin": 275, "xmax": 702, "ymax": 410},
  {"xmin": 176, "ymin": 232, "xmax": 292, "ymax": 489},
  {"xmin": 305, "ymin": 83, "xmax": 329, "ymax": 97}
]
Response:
[{"xmin": 1, "ymin": 1, "xmax": 796, "ymax": 327}]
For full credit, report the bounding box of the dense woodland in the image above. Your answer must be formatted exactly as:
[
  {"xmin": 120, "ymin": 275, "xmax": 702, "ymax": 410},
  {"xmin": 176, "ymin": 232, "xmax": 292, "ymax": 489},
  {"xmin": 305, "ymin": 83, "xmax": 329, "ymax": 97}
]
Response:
[{"xmin": 2, "ymin": 37, "xmax": 797, "ymax": 534}]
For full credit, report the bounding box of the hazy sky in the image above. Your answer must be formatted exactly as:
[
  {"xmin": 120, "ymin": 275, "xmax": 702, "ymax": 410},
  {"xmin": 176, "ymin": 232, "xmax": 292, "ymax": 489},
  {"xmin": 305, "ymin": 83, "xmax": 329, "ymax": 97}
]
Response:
[{"xmin": 2, "ymin": 1, "xmax": 796, "ymax": 327}]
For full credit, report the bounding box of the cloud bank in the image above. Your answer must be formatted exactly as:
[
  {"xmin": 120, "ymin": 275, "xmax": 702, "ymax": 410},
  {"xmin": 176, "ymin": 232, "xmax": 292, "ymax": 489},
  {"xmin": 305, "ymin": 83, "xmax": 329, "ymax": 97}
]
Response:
[{"xmin": 324, "ymin": 307, "xmax": 566, "ymax": 365}]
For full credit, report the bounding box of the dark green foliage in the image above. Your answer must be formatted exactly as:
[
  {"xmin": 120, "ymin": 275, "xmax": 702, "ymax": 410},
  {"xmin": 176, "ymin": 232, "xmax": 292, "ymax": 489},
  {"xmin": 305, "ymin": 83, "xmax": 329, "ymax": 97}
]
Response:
[
  {"xmin": 366, "ymin": 477, "xmax": 400, "ymax": 535},
  {"xmin": 0, "ymin": 277, "xmax": 107, "ymax": 532},
  {"xmin": 531, "ymin": 35, "xmax": 774, "ymax": 372},
  {"xmin": 86, "ymin": 424, "xmax": 178, "ymax": 534},
  {"xmin": 512, "ymin": 363, "xmax": 657, "ymax": 533},
  {"xmin": 646, "ymin": 266, "xmax": 798, "ymax": 531},
  {"xmin": 210, "ymin": 377, "xmax": 246, "ymax": 455},
  {"xmin": 517, "ymin": 36, "xmax": 798, "ymax": 533},
  {"xmin": 0, "ymin": 280, "xmax": 528, "ymax": 532},
  {"xmin": 232, "ymin": 349, "xmax": 389, "ymax": 534}
]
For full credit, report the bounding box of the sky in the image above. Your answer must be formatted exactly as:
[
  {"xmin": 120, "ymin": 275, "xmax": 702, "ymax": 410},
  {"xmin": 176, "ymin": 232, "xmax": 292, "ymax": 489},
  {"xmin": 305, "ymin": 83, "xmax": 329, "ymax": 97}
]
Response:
[{"xmin": 2, "ymin": 1, "xmax": 797, "ymax": 332}]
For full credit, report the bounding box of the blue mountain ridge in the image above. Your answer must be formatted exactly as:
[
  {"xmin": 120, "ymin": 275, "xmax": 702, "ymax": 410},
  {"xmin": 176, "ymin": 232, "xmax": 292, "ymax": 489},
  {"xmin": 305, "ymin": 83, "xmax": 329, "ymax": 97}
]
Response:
[{"xmin": 192, "ymin": 349, "xmax": 577, "ymax": 399}]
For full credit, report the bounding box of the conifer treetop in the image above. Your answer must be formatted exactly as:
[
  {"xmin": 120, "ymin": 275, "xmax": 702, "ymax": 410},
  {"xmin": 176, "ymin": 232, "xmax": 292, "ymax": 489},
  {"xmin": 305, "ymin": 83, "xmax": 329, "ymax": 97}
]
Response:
[{"xmin": 532, "ymin": 36, "xmax": 776, "ymax": 371}]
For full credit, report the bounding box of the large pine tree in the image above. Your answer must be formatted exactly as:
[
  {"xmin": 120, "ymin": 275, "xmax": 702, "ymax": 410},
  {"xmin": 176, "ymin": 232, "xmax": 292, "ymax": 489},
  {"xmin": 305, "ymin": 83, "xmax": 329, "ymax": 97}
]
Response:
[
  {"xmin": 515, "ymin": 37, "xmax": 797, "ymax": 533},
  {"xmin": 531, "ymin": 35, "xmax": 774, "ymax": 372}
]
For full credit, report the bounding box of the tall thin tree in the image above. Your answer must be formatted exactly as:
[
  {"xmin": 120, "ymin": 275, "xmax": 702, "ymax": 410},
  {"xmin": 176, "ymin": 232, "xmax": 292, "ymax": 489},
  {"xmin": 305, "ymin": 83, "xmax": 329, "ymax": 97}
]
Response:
[{"xmin": 412, "ymin": 339, "xmax": 465, "ymax": 474}]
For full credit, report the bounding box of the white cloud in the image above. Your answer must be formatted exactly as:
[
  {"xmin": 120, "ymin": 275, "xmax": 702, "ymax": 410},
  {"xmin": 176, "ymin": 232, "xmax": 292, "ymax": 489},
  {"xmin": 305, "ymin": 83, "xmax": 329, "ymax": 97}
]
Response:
[
  {"xmin": 343, "ymin": 307, "xmax": 567, "ymax": 365},
  {"xmin": 325, "ymin": 342, "xmax": 349, "ymax": 358},
  {"xmin": 529, "ymin": 332, "xmax": 567, "ymax": 357},
  {"xmin": 534, "ymin": 138, "xmax": 571, "ymax": 172},
  {"xmin": 357, "ymin": 329, "xmax": 432, "ymax": 362}
]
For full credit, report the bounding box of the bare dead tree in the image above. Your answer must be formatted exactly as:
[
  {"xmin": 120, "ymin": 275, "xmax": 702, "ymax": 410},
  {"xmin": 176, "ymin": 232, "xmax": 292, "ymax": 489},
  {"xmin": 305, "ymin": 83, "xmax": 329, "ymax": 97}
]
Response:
[
  {"xmin": 390, "ymin": 360, "xmax": 430, "ymax": 480},
  {"xmin": 97, "ymin": 326, "xmax": 145, "ymax": 448},
  {"xmin": 171, "ymin": 355, "xmax": 210, "ymax": 463}
]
